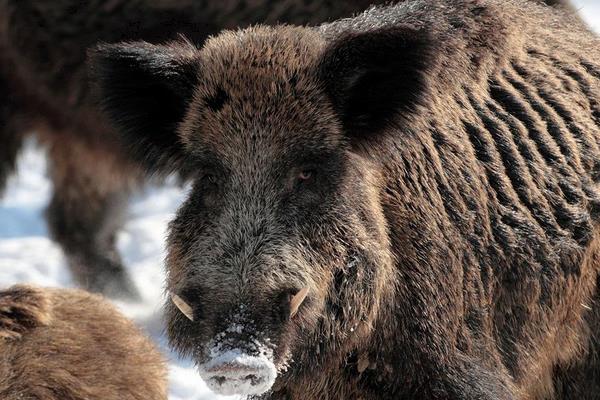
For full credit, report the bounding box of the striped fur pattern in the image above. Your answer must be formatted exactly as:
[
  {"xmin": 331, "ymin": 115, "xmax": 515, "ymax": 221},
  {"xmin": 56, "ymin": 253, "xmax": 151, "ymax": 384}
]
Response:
[
  {"xmin": 349, "ymin": 1, "xmax": 600, "ymax": 397},
  {"xmin": 315, "ymin": 1, "xmax": 600, "ymax": 397}
]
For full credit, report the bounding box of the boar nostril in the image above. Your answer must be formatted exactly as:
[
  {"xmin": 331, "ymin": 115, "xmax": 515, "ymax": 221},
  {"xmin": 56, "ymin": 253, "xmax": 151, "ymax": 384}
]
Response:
[{"xmin": 215, "ymin": 376, "xmax": 226, "ymax": 385}]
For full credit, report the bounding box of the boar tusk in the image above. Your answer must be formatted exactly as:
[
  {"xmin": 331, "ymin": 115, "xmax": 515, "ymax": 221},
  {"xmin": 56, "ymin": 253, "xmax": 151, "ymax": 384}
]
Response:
[
  {"xmin": 171, "ymin": 293, "xmax": 194, "ymax": 321},
  {"xmin": 290, "ymin": 287, "xmax": 309, "ymax": 318}
]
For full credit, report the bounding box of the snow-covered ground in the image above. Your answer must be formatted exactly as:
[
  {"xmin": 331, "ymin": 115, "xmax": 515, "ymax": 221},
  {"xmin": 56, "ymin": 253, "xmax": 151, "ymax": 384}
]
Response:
[{"xmin": 0, "ymin": 5, "xmax": 598, "ymax": 400}]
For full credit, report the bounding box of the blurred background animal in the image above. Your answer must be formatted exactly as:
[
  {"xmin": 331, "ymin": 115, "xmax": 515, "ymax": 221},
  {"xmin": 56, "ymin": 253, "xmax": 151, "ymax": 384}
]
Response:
[
  {"xmin": 0, "ymin": 284, "xmax": 167, "ymax": 400},
  {"xmin": 0, "ymin": 0, "xmax": 384, "ymax": 299}
]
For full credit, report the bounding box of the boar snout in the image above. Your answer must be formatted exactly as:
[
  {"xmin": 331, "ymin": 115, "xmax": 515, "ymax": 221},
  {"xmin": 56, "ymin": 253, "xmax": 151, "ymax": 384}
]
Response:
[
  {"xmin": 193, "ymin": 287, "xmax": 310, "ymax": 396},
  {"xmin": 199, "ymin": 316, "xmax": 278, "ymax": 396},
  {"xmin": 199, "ymin": 348, "xmax": 277, "ymax": 396}
]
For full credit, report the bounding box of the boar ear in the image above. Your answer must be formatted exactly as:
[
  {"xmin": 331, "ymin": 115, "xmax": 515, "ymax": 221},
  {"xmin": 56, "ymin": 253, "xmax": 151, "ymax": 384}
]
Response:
[
  {"xmin": 89, "ymin": 40, "xmax": 200, "ymax": 175},
  {"xmin": 319, "ymin": 26, "xmax": 434, "ymax": 139}
]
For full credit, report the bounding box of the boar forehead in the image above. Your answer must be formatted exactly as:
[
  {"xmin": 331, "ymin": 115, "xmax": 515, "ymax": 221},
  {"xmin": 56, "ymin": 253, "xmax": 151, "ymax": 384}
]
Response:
[{"xmin": 179, "ymin": 26, "xmax": 343, "ymax": 162}]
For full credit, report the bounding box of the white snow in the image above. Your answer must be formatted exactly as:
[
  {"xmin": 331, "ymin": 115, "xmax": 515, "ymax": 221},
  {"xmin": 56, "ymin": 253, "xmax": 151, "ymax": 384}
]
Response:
[
  {"xmin": 0, "ymin": 7, "xmax": 598, "ymax": 400},
  {"xmin": 573, "ymin": 0, "xmax": 600, "ymax": 33}
]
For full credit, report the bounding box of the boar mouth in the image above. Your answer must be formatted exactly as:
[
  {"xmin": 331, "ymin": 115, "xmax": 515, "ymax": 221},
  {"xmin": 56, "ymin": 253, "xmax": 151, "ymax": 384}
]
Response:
[{"xmin": 199, "ymin": 347, "xmax": 277, "ymax": 395}]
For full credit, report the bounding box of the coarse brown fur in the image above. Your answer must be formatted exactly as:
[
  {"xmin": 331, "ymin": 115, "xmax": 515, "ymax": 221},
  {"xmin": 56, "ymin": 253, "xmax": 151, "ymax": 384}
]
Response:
[
  {"xmin": 0, "ymin": 284, "xmax": 167, "ymax": 400},
  {"xmin": 0, "ymin": 0, "xmax": 385, "ymax": 299},
  {"xmin": 91, "ymin": 0, "xmax": 600, "ymax": 398}
]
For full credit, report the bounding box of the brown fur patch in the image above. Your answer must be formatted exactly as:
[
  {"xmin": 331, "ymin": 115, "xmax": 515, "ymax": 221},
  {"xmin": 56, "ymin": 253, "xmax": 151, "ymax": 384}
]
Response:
[
  {"xmin": 0, "ymin": 285, "xmax": 51, "ymax": 340},
  {"xmin": 0, "ymin": 285, "xmax": 167, "ymax": 400}
]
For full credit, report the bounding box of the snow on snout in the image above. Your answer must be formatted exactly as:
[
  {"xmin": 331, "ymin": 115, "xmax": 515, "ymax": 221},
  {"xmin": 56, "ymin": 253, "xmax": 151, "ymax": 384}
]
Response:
[
  {"xmin": 198, "ymin": 309, "xmax": 277, "ymax": 396},
  {"xmin": 199, "ymin": 348, "xmax": 277, "ymax": 396}
]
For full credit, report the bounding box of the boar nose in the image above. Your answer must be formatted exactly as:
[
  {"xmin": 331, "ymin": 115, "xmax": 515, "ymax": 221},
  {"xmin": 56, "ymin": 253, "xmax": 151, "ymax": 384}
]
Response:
[{"xmin": 199, "ymin": 350, "xmax": 277, "ymax": 396}]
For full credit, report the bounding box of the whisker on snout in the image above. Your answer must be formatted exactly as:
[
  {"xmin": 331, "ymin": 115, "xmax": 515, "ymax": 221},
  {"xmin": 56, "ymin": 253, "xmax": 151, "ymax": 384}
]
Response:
[
  {"xmin": 171, "ymin": 293, "xmax": 195, "ymax": 321},
  {"xmin": 290, "ymin": 287, "xmax": 309, "ymax": 318}
]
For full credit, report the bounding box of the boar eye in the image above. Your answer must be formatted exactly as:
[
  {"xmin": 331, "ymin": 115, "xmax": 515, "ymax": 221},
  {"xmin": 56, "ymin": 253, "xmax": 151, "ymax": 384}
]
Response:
[
  {"xmin": 297, "ymin": 169, "xmax": 315, "ymax": 185},
  {"xmin": 205, "ymin": 174, "xmax": 217, "ymax": 184},
  {"xmin": 200, "ymin": 173, "xmax": 220, "ymax": 192}
]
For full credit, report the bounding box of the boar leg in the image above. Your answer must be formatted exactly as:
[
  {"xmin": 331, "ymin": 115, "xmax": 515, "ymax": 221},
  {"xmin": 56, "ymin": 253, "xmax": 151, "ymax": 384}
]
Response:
[
  {"xmin": 0, "ymin": 74, "xmax": 24, "ymax": 196},
  {"xmin": 45, "ymin": 137, "xmax": 140, "ymax": 299}
]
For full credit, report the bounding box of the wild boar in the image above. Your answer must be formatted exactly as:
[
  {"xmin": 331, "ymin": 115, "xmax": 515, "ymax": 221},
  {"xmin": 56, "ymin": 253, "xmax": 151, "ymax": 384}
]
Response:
[
  {"xmin": 0, "ymin": 284, "xmax": 166, "ymax": 399},
  {"xmin": 90, "ymin": 0, "xmax": 600, "ymax": 398},
  {"xmin": 0, "ymin": 0, "xmax": 383, "ymax": 299}
]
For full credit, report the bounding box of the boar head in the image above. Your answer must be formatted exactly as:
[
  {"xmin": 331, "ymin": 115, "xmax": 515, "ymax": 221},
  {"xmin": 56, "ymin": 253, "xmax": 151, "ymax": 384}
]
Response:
[{"xmin": 91, "ymin": 24, "xmax": 431, "ymax": 396}]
